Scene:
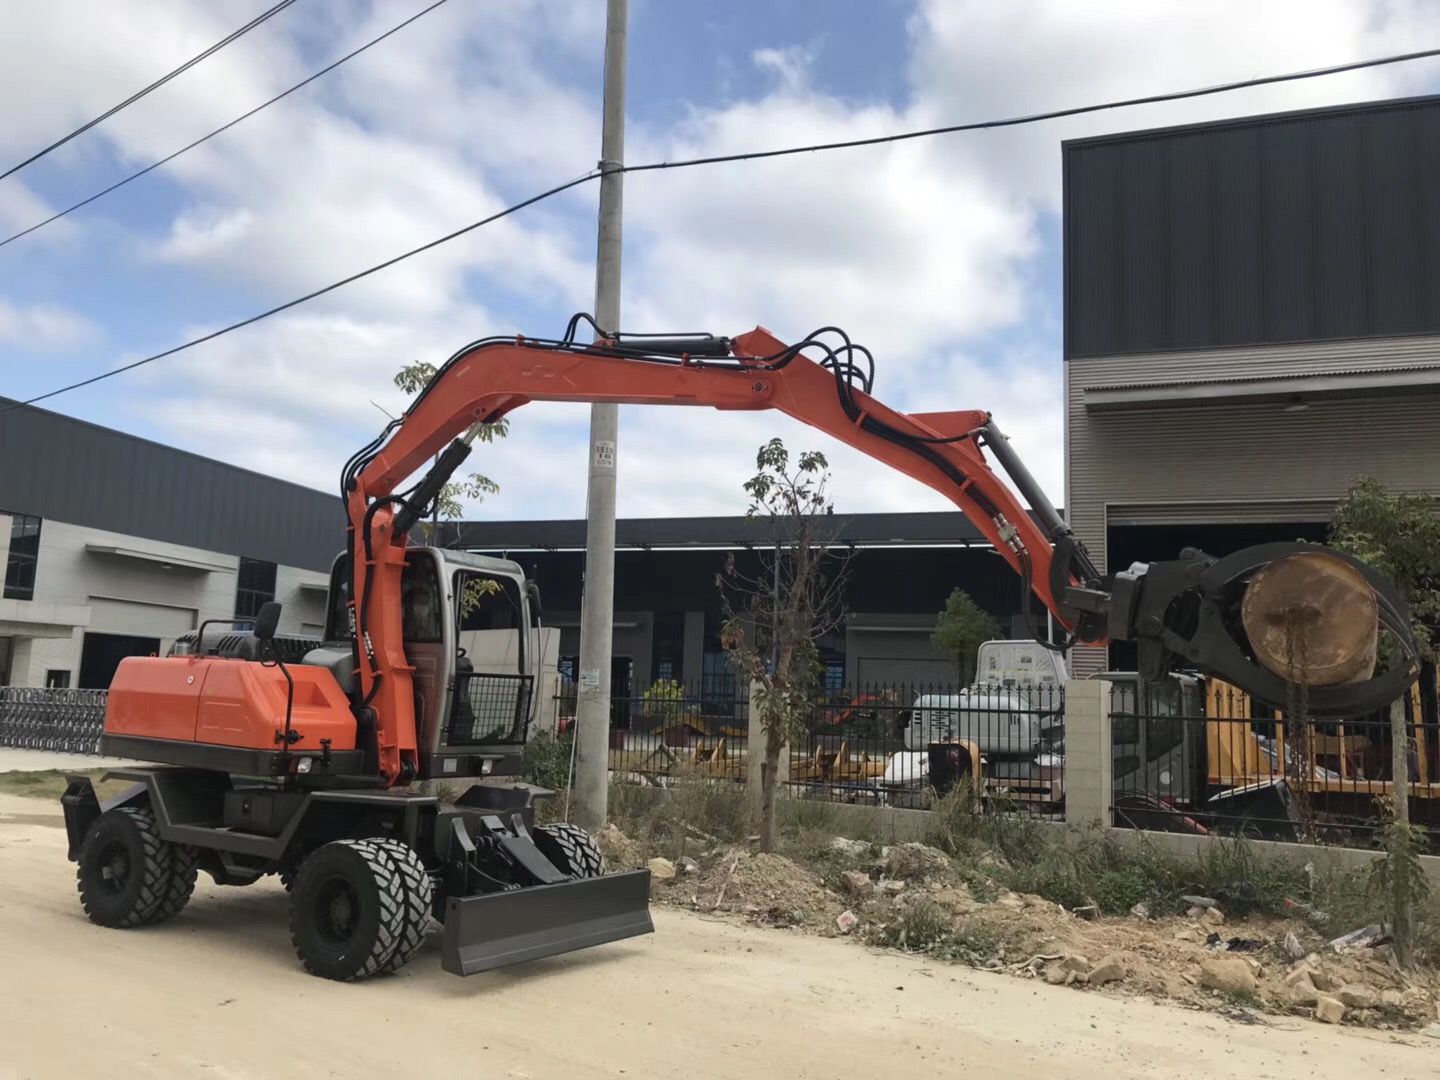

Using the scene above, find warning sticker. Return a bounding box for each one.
[593,440,616,470]
[580,668,601,691]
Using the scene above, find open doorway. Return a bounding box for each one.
[79,632,161,690]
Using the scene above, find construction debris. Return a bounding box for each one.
[1315,996,1347,1024]
[838,870,873,897]
[1199,957,1259,995]
[627,830,1439,1032]
[1337,985,1380,1010]
[648,857,677,881]
[1181,895,1219,909]
[1328,923,1384,952]
[879,842,950,881]
[829,837,871,859]
[1088,955,1128,987]
[1129,902,1151,920]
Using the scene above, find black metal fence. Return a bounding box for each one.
[0,687,108,755]
[572,679,1066,813]
[1109,674,1440,848]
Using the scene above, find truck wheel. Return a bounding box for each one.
[76,806,172,928]
[288,839,407,981]
[154,844,200,922]
[370,839,434,974]
[534,823,605,879]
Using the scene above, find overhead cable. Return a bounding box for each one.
[0,0,301,182]
[11,42,1440,411]
[0,0,452,250]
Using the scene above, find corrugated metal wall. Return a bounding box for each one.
[0,400,343,571]
[1065,94,1440,359]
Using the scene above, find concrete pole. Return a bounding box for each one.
[573,0,627,831]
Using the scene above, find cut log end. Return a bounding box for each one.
[1240,551,1378,686]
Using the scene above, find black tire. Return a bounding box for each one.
[76,806,172,928]
[288,839,407,981]
[534,823,605,879]
[370,839,434,974]
[154,844,199,922]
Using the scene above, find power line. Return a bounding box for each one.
[0,0,300,182]
[11,171,599,410]
[10,42,1440,412]
[621,45,1440,176]
[0,0,452,251]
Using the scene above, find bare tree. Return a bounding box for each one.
[719,439,849,852]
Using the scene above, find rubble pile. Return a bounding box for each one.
[617,823,1440,1031]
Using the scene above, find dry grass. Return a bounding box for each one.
[0,768,128,801]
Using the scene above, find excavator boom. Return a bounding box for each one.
[346,316,1420,785]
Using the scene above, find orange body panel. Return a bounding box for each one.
[106,656,356,752]
[106,657,205,741]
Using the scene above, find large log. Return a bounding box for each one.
[1240,551,1378,686]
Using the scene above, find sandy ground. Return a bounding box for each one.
[0,750,138,772]
[0,794,1435,1080]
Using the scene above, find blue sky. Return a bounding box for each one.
[1,0,1436,520]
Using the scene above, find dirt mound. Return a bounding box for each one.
[676,849,844,928]
[593,824,646,871]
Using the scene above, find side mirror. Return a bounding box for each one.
[253,601,283,642]
[526,580,543,621]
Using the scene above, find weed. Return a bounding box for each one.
[521,729,575,791]
[0,768,124,801]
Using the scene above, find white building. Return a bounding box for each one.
[0,399,341,689]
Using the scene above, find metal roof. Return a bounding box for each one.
[438,509,1061,551]
[0,399,344,571]
[0,399,1061,567]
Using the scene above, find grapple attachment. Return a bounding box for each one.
[1067,541,1421,716]
[441,869,653,975]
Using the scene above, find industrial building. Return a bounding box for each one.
[1064,93,1440,674]
[0,400,1034,693]
[443,514,1051,701]
[0,399,338,689]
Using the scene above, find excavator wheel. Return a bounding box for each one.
[75,806,174,929]
[534,823,605,879]
[288,839,408,981]
[153,843,200,922]
[369,838,435,974]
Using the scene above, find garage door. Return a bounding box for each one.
[856,656,955,688]
[87,597,196,638]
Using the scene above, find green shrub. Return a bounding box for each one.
[522,729,575,791]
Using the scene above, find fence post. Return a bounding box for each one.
[1064,678,1112,833]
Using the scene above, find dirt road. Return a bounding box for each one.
[1,794,1432,1080]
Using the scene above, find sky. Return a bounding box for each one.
[1,0,1437,523]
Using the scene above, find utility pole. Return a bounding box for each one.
[573,0,627,831]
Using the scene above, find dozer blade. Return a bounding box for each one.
[440,869,653,976]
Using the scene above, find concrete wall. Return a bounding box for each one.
[0,517,327,687]
[1065,339,1440,675]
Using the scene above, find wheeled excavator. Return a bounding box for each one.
[60,313,1419,981]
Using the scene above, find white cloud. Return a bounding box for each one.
[0,299,98,349]
[4,0,1436,529]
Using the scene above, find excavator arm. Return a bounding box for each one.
[346,315,1419,784]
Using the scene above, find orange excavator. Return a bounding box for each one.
[60,313,1418,981]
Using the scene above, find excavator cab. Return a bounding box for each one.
[315,546,545,782]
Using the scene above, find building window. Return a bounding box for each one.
[701,651,736,703]
[235,557,278,622]
[3,513,42,601]
[45,669,70,689]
